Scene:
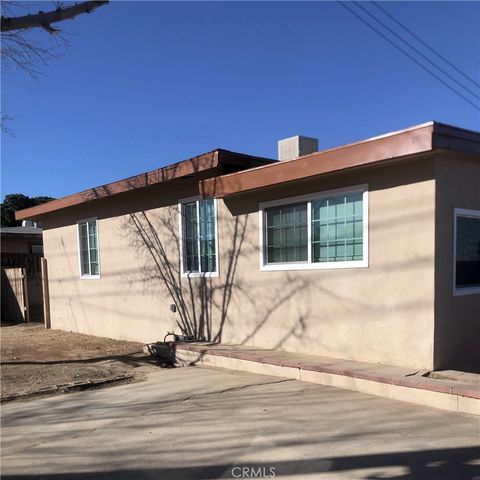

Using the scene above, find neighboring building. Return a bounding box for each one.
[1,225,44,323]
[16,122,480,372]
[1,225,43,255]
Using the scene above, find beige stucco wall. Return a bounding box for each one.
[42,158,437,370]
[434,155,480,372]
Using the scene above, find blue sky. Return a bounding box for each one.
[2,1,479,199]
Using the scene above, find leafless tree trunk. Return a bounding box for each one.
[1,1,108,33]
[1,1,109,134]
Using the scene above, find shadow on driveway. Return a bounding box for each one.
[2,446,479,479]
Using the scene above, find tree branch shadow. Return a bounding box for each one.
[121,205,309,352]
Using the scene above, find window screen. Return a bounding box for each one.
[199,199,217,273]
[265,203,308,264]
[183,202,199,272]
[312,192,363,262]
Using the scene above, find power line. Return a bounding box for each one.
[337,1,480,111]
[372,1,480,90]
[354,1,480,101]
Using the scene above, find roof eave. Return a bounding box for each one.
[200,123,437,199]
[15,149,275,221]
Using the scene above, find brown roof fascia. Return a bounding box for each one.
[432,122,480,156]
[16,149,275,220]
[199,123,434,198]
[200,122,480,199]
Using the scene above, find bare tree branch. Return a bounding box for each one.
[1,1,108,33]
[1,114,15,137]
[1,2,32,17]
[1,1,108,135]
[1,28,62,77]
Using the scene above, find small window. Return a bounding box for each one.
[179,198,218,276]
[454,209,480,295]
[260,185,368,271]
[77,218,100,278]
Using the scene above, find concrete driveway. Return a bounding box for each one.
[1,366,479,480]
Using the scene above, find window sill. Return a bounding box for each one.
[181,272,219,278]
[260,260,368,272]
[453,286,480,296]
[80,275,101,280]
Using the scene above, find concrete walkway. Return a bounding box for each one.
[171,343,480,415]
[2,366,479,480]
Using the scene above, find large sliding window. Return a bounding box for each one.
[454,208,480,296]
[260,185,368,271]
[179,198,218,276]
[77,218,100,278]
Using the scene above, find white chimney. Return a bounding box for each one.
[278,135,318,161]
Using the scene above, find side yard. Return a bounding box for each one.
[1,323,159,402]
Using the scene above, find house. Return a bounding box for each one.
[1,224,43,255]
[16,121,480,372]
[1,225,44,323]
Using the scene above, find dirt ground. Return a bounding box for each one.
[1,322,160,402]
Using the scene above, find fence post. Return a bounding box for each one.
[41,257,51,329]
[22,267,31,323]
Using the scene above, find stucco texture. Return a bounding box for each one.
[434,155,480,372]
[41,158,439,371]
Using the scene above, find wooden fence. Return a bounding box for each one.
[1,253,49,325]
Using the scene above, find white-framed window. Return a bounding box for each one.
[259,185,369,271]
[77,217,100,278]
[178,197,219,277]
[453,208,480,296]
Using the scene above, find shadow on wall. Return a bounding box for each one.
[122,207,309,346]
